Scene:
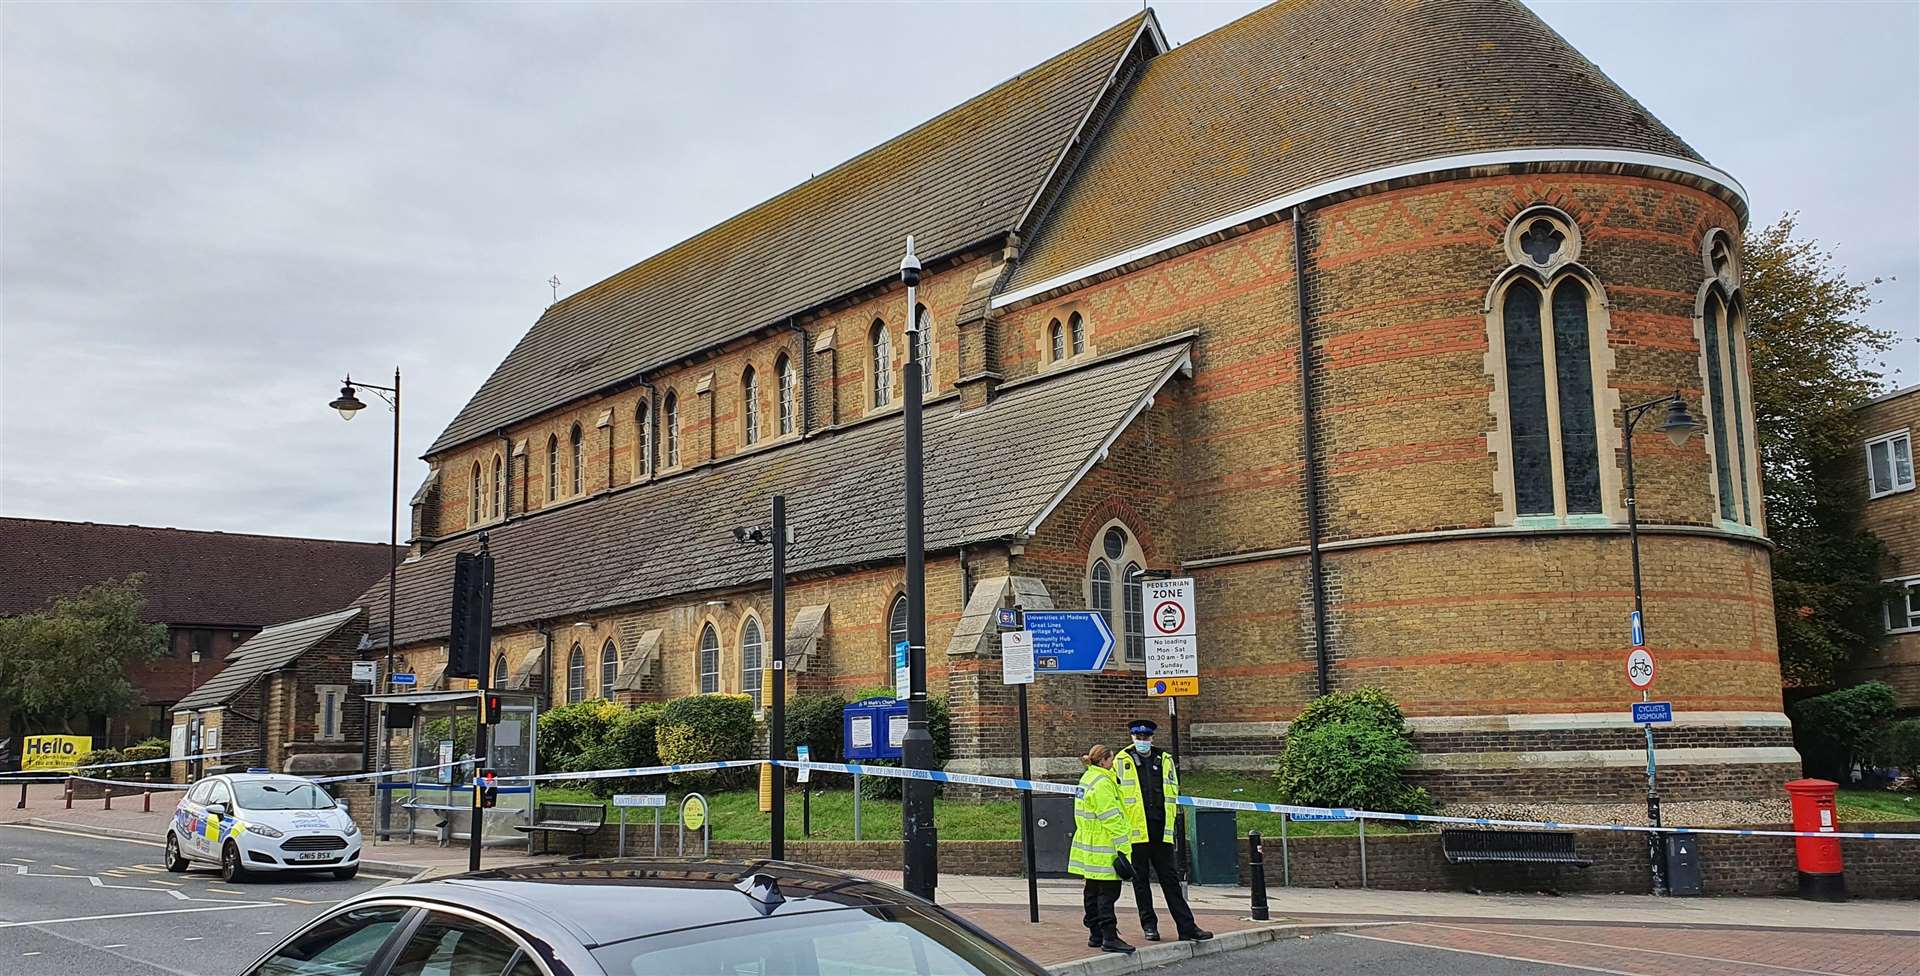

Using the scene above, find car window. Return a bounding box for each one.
[385,911,526,976]
[250,905,409,976]
[593,905,1039,976]
[235,781,336,810]
[208,781,233,807]
[502,954,544,976]
[186,782,212,804]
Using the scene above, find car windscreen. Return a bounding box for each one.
[233,781,335,811]
[591,903,1042,976]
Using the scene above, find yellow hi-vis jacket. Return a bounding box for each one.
[1113,747,1179,844]
[1068,765,1128,880]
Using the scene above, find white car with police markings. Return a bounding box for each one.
[164,769,362,883]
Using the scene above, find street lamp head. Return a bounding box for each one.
[1660,394,1703,448]
[898,235,921,287]
[330,384,368,421]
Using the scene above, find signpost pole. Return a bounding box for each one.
[467,537,495,874]
[1018,680,1038,923]
[771,494,787,862]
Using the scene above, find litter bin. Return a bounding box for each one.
[1030,794,1074,877]
[1662,834,1702,896]
[1185,808,1240,885]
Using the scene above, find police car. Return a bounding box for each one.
[164,769,362,883]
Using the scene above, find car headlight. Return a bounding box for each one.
[247,823,285,838]
[342,820,359,837]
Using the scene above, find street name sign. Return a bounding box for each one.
[1632,701,1673,725]
[1289,811,1354,822]
[1001,630,1035,685]
[1024,611,1114,673]
[1625,648,1655,691]
[613,793,668,808]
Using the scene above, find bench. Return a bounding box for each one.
[513,802,606,857]
[1441,829,1593,887]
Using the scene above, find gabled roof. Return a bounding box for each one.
[174,607,364,711]
[0,519,397,626]
[363,340,1193,646]
[427,12,1159,456]
[1008,0,1709,293]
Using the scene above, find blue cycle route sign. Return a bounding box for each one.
[1630,610,1645,648]
[1023,611,1114,673]
[1632,701,1673,725]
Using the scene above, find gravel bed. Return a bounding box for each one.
[1441,797,1792,828]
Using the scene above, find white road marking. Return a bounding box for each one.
[0,902,279,928]
[22,951,42,956]
[147,878,182,887]
[271,896,319,905]
[182,936,203,941]
[1407,922,1860,976]
[102,944,129,949]
[10,857,34,863]
[2,823,163,848]
[50,863,76,871]
[1338,931,1641,976]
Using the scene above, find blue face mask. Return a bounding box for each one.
[1133,740,1152,754]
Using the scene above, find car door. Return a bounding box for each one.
[176,780,209,854]
[199,778,235,859]
[246,904,414,976]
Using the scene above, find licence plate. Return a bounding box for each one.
[292,851,336,862]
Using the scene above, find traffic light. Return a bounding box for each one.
[478,769,499,809]
[447,552,490,679]
[478,693,502,726]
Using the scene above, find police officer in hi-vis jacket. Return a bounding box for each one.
[1112,719,1213,943]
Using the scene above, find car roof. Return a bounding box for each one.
[357,859,921,947]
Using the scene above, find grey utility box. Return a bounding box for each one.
[1030,794,1075,877]
[1663,833,1703,896]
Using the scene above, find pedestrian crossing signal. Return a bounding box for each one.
[478,769,499,809]
[478,693,502,725]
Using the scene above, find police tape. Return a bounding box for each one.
[770,759,1084,797]
[0,748,259,778]
[495,759,760,784]
[64,759,479,792]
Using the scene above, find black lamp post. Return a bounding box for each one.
[899,237,937,901]
[330,369,401,822]
[1620,390,1701,897]
[733,497,789,861]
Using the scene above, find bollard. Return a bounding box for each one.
[143,790,152,813]
[65,781,73,809]
[104,785,113,810]
[1247,830,1270,921]
[16,781,25,810]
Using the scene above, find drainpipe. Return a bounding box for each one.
[1293,205,1331,697]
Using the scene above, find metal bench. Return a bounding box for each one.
[1441,829,1593,867]
[513,801,606,857]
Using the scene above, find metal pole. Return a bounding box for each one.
[1169,696,1189,885]
[467,538,493,874]
[1247,830,1270,920]
[1358,816,1367,888]
[1624,401,1666,897]
[385,369,399,789]
[1281,814,1290,886]
[854,771,862,841]
[899,238,936,901]
[1018,681,1038,923]
[771,495,787,860]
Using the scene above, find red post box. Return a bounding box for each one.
[1784,778,1846,902]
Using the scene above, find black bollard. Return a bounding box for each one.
[1248,830,1270,920]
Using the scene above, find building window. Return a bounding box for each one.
[569,424,584,495]
[1049,320,1065,361]
[1090,561,1112,622]
[742,366,760,446]
[1886,577,1920,634]
[1497,277,1604,517]
[547,435,559,502]
[635,401,651,480]
[777,354,796,436]
[888,594,908,658]
[1867,429,1914,499]
[1087,523,1147,667]
[566,643,586,703]
[494,653,508,687]
[318,687,342,741]
[1122,561,1145,664]
[491,455,504,520]
[871,320,892,408]
[914,303,932,396]
[600,639,618,699]
[469,463,482,524]
[1069,311,1086,356]
[665,393,680,468]
[698,624,720,694]
[740,617,764,710]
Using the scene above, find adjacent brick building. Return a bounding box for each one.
[0,518,397,751]
[361,1,1791,802]
[1845,384,1919,710]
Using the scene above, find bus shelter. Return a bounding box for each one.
[365,690,538,849]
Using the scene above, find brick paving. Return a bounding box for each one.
[1347,921,1920,976]
[944,903,1270,968]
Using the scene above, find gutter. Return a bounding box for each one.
[1294,205,1330,698]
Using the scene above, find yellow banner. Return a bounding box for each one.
[23,735,93,772]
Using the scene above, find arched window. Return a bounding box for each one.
[1069,311,1086,356]
[491,454,504,520]
[665,392,680,468]
[776,353,796,436]
[1049,319,1065,361]
[566,643,586,703]
[740,617,764,710]
[494,653,508,687]
[1703,291,1752,523]
[1122,561,1145,665]
[635,401,651,480]
[1090,560,1112,622]
[469,462,482,524]
[1551,279,1601,514]
[698,624,719,694]
[914,303,932,396]
[870,320,892,408]
[1087,523,1147,665]
[547,435,559,502]
[569,424,584,495]
[888,594,909,660]
[742,366,760,446]
[600,639,618,699]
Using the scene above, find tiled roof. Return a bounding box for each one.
[426,12,1155,456]
[174,608,364,711]
[1008,0,1705,291]
[362,341,1192,647]
[0,519,397,626]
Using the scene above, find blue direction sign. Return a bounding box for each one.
[1024,611,1114,673]
[1630,610,1645,648]
[995,607,1024,630]
[391,673,418,687]
[1632,701,1673,725]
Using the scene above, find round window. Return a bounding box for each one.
[1102,527,1127,560]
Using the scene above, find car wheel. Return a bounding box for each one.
[332,865,359,881]
[163,834,188,873]
[221,841,249,884]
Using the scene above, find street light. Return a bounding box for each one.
[1620,390,1700,897]
[898,236,937,901]
[734,497,789,862]
[329,368,401,833]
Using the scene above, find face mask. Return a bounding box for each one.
[1133,740,1152,754]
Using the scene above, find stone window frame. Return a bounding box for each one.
[546,434,560,502]
[1049,319,1066,362]
[1483,206,1623,528]
[1069,311,1087,356]
[1866,427,1915,499]
[664,390,682,470]
[914,303,933,397]
[634,400,652,482]
[1083,520,1149,668]
[569,423,585,495]
[776,353,796,437]
[887,593,908,664]
[738,613,765,713]
[697,622,721,695]
[1694,228,1763,530]
[566,642,586,703]
[493,653,508,687]
[1042,304,1094,370]
[870,318,894,409]
[315,684,346,742]
[742,365,761,447]
[598,639,618,700]
[469,461,483,526]
[490,453,504,521]
[1885,574,1920,634]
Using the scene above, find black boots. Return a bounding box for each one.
[1086,933,1101,948]
[1099,928,1136,954]
[1179,928,1215,942]
[1142,924,1161,942]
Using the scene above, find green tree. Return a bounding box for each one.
[0,576,166,731]
[1745,213,1898,687]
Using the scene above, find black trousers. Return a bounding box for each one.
[1081,879,1122,936]
[1130,839,1199,935]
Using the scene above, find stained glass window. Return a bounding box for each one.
[1503,281,1553,516]
[699,625,719,694]
[1552,281,1601,514]
[1703,300,1736,521]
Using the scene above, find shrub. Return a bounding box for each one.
[75,748,127,776]
[1792,681,1897,780]
[131,736,169,752]
[847,686,952,800]
[1873,718,1920,781]
[657,694,756,787]
[578,702,666,798]
[786,693,847,761]
[121,744,167,782]
[1274,687,1432,814]
[535,699,624,775]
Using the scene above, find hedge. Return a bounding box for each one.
[535,699,625,775]
[576,702,666,798]
[1875,717,1920,779]
[1792,681,1897,781]
[658,694,756,787]
[1274,687,1432,814]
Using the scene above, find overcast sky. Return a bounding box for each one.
[3,1,1915,544]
